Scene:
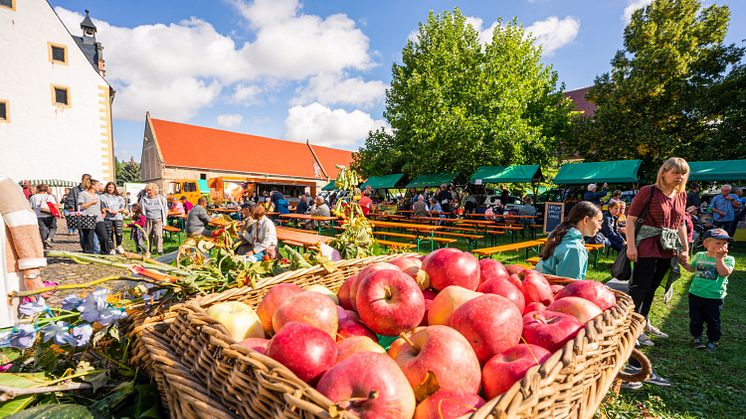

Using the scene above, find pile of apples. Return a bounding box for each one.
[206,248,617,419]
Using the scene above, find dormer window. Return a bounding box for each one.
[0,0,15,11]
[0,100,9,122]
[48,43,68,65]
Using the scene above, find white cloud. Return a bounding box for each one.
[55,2,381,122]
[217,114,243,128]
[525,16,580,55]
[232,84,262,104]
[291,73,387,108]
[283,103,388,148]
[623,0,653,22]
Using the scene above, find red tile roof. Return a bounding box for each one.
[565,87,597,117]
[150,118,354,180]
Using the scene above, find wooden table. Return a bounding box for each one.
[210,208,239,214]
[472,240,544,259]
[279,213,338,235]
[535,238,604,267]
[167,212,186,229]
[370,220,441,251]
[276,227,332,248]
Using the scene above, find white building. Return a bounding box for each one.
[0,0,115,184]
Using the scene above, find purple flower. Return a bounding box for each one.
[95,308,127,326]
[61,294,84,311]
[9,325,37,350]
[41,321,71,345]
[0,330,12,347]
[77,288,109,323]
[18,297,48,316]
[63,324,93,347]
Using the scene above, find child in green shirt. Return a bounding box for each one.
[679,228,736,352]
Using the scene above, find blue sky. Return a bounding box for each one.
[50,0,746,162]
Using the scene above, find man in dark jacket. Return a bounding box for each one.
[686,183,701,211]
[583,183,609,205]
[296,194,309,214]
[64,174,91,249]
[601,201,626,251]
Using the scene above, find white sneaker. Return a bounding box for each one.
[116,246,125,254]
[644,323,669,339]
[637,333,655,347]
[109,250,117,255]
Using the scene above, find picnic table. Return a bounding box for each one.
[279,213,338,235]
[210,208,239,214]
[369,220,441,252]
[276,226,331,248]
[167,211,186,230]
[472,240,544,259]
[455,219,524,242]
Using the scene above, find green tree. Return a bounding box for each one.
[570,0,743,174]
[116,157,141,185]
[353,9,573,179]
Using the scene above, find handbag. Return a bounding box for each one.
[611,187,654,281]
[71,214,98,230]
[47,202,62,218]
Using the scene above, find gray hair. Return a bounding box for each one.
[723,184,732,191]
[587,183,597,192]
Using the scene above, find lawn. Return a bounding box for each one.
[117,221,746,417]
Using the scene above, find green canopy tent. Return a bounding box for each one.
[553,160,642,185]
[25,179,78,187]
[321,180,338,191]
[405,173,460,189]
[469,165,544,197]
[688,160,746,182]
[360,173,406,190]
[469,166,505,184]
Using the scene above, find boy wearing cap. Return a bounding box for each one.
[679,228,736,352]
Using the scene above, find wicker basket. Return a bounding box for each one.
[143,256,646,418]
[119,302,181,374]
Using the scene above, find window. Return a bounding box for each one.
[51,85,70,107]
[0,100,8,122]
[200,173,207,180]
[0,0,15,11]
[184,182,197,193]
[48,43,67,64]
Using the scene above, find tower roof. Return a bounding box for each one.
[80,9,97,32]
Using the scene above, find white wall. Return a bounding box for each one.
[0,0,114,183]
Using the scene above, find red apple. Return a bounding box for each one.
[355,269,425,336]
[389,326,481,399]
[392,255,431,290]
[507,274,523,291]
[422,248,480,291]
[550,284,564,295]
[506,264,527,275]
[479,258,509,285]
[427,286,482,326]
[520,270,554,306]
[337,276,355,310]
[482,344,551,399]
[554,280,617,311]
[336,336,386,363]
[547,296,603,324]
[523,302,546,315]
[419,289,439,326]
[257,283,303,335]
[273,291,338,338]
[477,276,525,313]
[414,390,485,419]
[265,322,336,385]
[522,310,583,353]
[351,263,401,310]
[449,294,523,364]
[338,317,378,341]
[336,306,359,323]
[316,352,416,419]
[238,337,270,354]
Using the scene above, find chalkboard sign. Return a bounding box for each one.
[544,202,565,234]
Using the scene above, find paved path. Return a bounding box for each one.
[40,220,130,304]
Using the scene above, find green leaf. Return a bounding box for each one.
[0,396,35,417]
[81,370,108,393]
[0,372,47,418]
[107,326,120,343]
[6,403,94,419]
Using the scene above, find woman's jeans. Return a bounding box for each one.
[105,219,124,247]
[630,257,671,318]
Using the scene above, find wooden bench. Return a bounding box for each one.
[472,240,543,259]
[409,230,483,250]
[376,239,417,250]
[374,231,418,240]
[163,225,183,245]
[526,256,540,266]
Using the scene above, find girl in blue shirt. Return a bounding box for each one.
[537,201,603,279]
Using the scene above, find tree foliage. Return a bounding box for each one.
[353,9,573,179]
[116,158,141,185]
[570,0,744,175]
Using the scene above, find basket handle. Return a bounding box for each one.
[616,348,651,382]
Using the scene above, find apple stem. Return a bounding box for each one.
[343,390,379,407]
[520,336,541,365]
[533,313,548,325]
[399,332,416,348]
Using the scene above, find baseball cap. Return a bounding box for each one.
[702,228,733,242]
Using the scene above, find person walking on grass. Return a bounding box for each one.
[536,201,602,280]
[622,157,690,390]
[679,228,735,352]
